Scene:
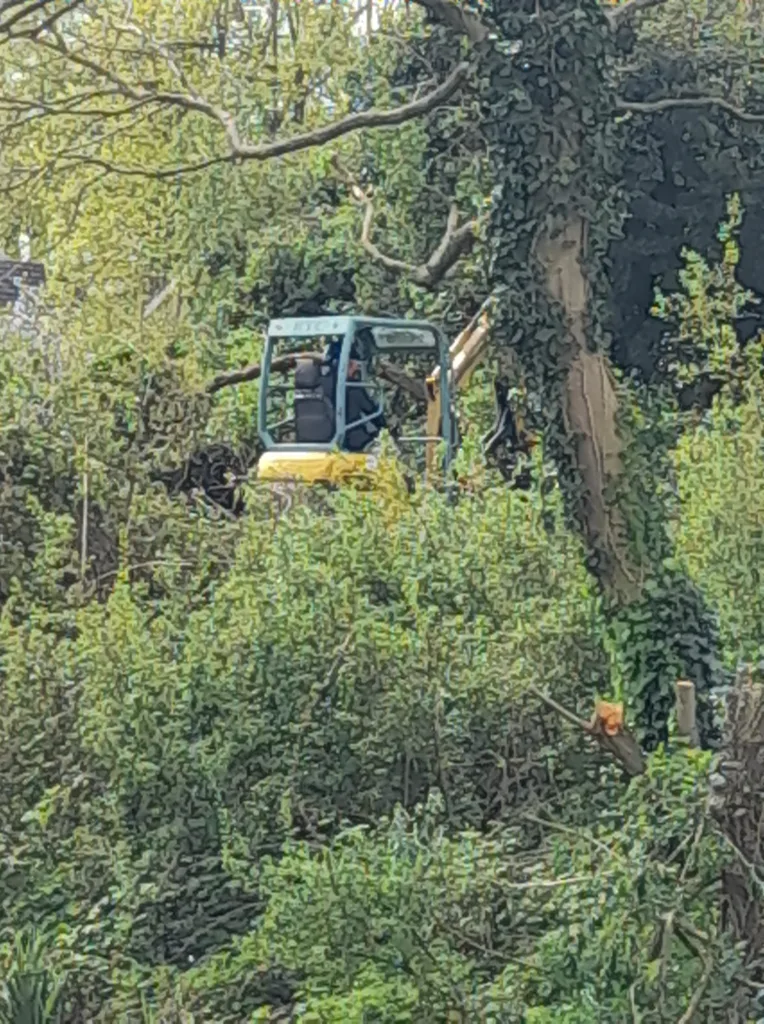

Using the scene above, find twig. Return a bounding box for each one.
[675,917,709,950]
[521,810,615,859]
[629,980,641,1023]
[678,819,705,885]
[93,559,199,585]
[318,631,353,698]
[504,873,603,889]
[143,278,178,320]
[0,0,83,36]
[658,909,676,1015]
[527,684,591,730]
[676,950,713,1024]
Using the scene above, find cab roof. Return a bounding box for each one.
[266,315,443,351]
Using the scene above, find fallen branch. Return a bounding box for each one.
[206,350,428,403]
[206,352,324,394]
[528,685,646,776]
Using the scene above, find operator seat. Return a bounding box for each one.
[294,358,336,443]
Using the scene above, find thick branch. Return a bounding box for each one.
[206,352,324,394]
[206,352,428,404]
[359,201,416,277]
[529,685,646,776]
[333,155,478,290]
[615,95,764,123]
[216,60,470,161]
[420,204,478,285]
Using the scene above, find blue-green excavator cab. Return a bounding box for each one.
[256,316,455,485]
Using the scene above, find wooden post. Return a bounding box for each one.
[80,438,89,581]
[675,679,700,747]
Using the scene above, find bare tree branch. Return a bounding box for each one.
[3,23,471,178]
[615,94,764,123]
[332,154,479,290]
[0,0,65,36]
[48,153,233,180]
[359,200,418,277]
[420,202,478,284]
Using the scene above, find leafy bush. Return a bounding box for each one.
[103,751,741,1023]
[672,355,764,666]
[653,196,764,667]
[1,471,611,1018]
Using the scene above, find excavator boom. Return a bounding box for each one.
[425,306,492,474]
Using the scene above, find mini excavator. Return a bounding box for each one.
[205,310,642,771]
[248,306,534,487]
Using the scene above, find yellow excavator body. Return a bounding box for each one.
[256,449,380,485]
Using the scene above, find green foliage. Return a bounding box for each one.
[104,751,739,1023]
[2,4,764,1021]
[654,198,764,667]
[652,194,754,389]
[2,451,754,1019]
[1,473,613,1019]
[0,929,64,1024]
[606,565,724,748]
[602,197,764,746]
[672,386,764,667]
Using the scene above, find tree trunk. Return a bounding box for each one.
[710,668,764,980]
[535,215,642,604]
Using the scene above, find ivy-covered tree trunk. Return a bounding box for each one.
[413,0,724,746]
[534,213,640,603]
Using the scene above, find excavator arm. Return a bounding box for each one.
[425,309,492,474]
